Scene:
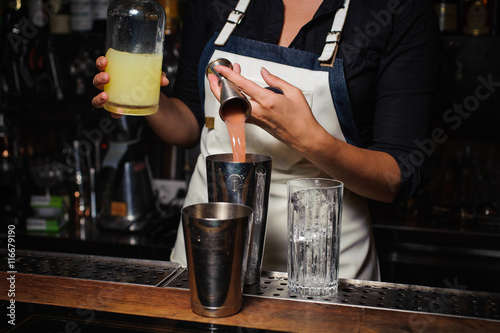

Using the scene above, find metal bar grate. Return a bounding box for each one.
[0,249,181,286]
[165,270,500,322]
[2,249,499,321]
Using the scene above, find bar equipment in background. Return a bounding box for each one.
[182,202,253,317]
[390,139,500,227]
[206,153,272,285]
[71,139,91,235]
[287,178,343,297]
[27,156,68,233]
[158,0,179,36]
[434,0,459,33]
[461,0,496,36]
[27,194,68,232]
[49,0,71,34]
[0,113,28,226]
[29,157,65,198]
[69,47,96,96]
[98,116,160,231]
[70,0,93,33]
[92,0,110,33]
[26,140,91,234]
[103,0,166,115]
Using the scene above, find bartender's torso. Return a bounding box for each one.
[169,0,441,279]
[172,0,441,203]
[170,0,384,280]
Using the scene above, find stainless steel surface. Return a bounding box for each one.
[166,270,500,322]
[181,202,253,317]
[206,153,272,285]
[3,249,499,322]
[0,249,180,285]
[205,58,251,121]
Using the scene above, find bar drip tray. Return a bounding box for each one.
[2,249,499,322]
[166,269,500,322]
[0,249,181,286]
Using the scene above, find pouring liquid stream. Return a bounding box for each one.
[223,107,247,163]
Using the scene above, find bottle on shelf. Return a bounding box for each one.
[161,0,179,36]
[26,0,45,28]
[461,0,495,36]
[70,0,93,33]
[434,0,459,34]
[92,0,109,33]
[49,0,71,34]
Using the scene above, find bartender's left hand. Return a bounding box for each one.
[208,65,323,151]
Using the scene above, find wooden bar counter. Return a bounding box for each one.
[2,249,500,332]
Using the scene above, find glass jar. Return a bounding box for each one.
[104,0,166,116]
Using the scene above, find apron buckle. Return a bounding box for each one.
[228,9,245,25]
[205,117,215,129]
[319,31,341,66]
[215,9,247,46]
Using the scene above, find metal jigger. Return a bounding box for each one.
[205,58,251,121]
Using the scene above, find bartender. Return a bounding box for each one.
[92,0,441,280]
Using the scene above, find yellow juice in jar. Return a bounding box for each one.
[104,48,163,116]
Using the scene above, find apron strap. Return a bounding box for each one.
[214,0,350,64]
[214,0,252,46]
[319,0,351,66]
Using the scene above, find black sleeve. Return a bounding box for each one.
[341,0,443,203]
[373,0,442,203]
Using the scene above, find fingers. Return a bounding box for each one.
[92,56,109,109]
[207,73,221,101]
[93,71,109,91]
[91,91,108,109]
[215,65,293,100]
[215,65,264,98]
[92,90,122,119]
[233,63,241,74]
[93,56,110,90]
[260,67,291,95]
[161,72,169,87]
[96,56,107,71]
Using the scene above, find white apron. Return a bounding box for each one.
[171,0,380,280]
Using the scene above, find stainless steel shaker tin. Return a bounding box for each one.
[206,153,272,285]
[182,202,253,317]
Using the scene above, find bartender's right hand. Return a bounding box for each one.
[91,56,169,110]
